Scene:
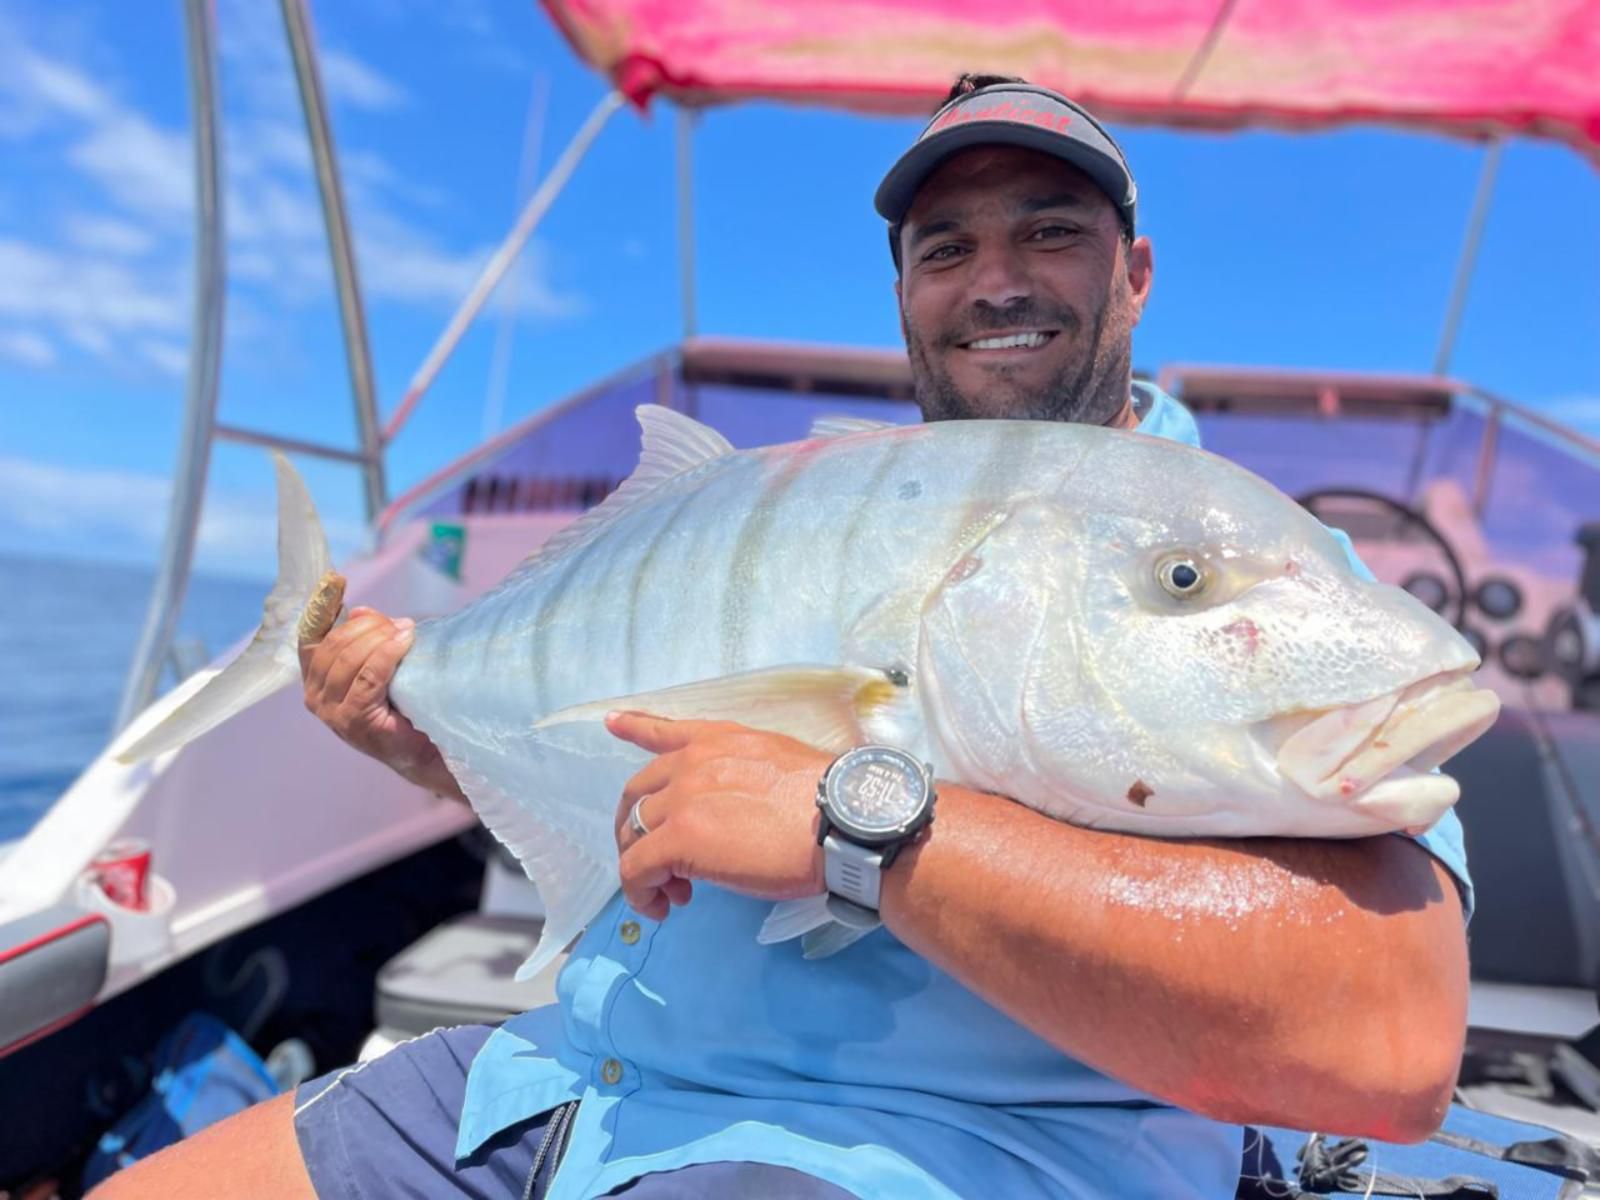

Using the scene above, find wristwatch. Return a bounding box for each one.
[815,746,937,928]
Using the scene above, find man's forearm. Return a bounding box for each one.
[878,783,1468,1140]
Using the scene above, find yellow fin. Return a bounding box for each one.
[534,665,906,755]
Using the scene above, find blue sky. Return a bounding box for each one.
[1,0,1597,579]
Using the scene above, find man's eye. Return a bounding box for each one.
[922,244,965,263]
[1028,225,1077,241]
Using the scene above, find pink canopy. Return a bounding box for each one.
[542,0,1600,161]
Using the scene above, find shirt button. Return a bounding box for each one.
[619,920,641,945]
[600,1057,623,1085]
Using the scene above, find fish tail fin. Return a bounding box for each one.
[117,453,340,764]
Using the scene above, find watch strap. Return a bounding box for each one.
[822,833,884,912]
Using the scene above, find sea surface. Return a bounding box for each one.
[0,552,269,842]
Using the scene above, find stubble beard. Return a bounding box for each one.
[906,282,1134,427]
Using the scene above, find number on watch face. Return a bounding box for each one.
[834,750,926,835]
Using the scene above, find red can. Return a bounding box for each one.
[93,838,152,910]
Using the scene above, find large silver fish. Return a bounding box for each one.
[122,406,1500,975]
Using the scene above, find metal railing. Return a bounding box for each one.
[279,0,387,521]
[380,89,624,445]
[114,3,625,733]
[114,0,227,734]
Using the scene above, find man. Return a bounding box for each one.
[96,75,1471,1199]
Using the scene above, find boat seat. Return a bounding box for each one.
[373,913,565,1038]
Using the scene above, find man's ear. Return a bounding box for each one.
[1126,236,1154,324]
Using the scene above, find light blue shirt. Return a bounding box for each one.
[457,383,1474,1199]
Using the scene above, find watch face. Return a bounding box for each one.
[828,748,930,840]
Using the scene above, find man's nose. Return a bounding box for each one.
[965,242,1032,310]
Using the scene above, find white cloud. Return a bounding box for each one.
[64,213,156,256]
[320,49,408,111]
[138,339,188,377]
[0,455,365,574]
[68,112,192,221]
[0,7,581,381]
[368,230,588,320]
[343,146,445,209]
[0,328,56,368]
[0,238,186,335]
[0,39,114,135]
[0,31,191,244]
[63,320,113,356]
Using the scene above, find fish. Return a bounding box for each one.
[119,406,1500,976]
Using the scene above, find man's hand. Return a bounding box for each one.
[298,605,465,801]
[605,713,830,920]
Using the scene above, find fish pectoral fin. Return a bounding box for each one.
[760,898,876,958]
[533,664,909,755]
[758,895,834,944]
[802,921,877,959]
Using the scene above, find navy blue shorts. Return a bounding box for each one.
[292,1024,856,1199]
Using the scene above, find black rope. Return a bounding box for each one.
[1290,1132,1501,1198]
[1297,1134,1369,1192]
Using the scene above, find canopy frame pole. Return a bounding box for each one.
[279,0,387,521]
[1472,404,1503,519]
[482,73,552,441]
[115,0,227,733]
[677,105,699,342]
[1170,0,1240,99]
[1433,138,1504,377]
[383,89,626,444]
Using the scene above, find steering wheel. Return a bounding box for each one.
[1294,489,1471,631]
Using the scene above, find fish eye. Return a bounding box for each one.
[1156,554,1207,599]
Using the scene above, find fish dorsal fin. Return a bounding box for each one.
[808,415,900,439]
[526,405,733,565]
[636,403,736,476]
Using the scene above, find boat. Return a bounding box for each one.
[3,0,1599,1193]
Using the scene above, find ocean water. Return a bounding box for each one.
[0,553,269,842]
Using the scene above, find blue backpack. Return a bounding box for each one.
[81,1012,281,1189]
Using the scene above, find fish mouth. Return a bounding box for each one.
[1271,671,1501,832]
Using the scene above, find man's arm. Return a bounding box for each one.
[604,715,1467,1144]
[880,783,1467,1141]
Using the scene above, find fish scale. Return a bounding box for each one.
[398,430,987,729]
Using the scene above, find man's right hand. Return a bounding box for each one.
[298,606,466,802]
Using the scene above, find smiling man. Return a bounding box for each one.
[95,75,1473,1200]
[888,118,1145,429]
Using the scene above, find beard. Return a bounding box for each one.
[905,285,1134,427]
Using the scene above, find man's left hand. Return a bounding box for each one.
[604,712,832,920]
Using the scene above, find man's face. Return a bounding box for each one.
[895,146,1153,426]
